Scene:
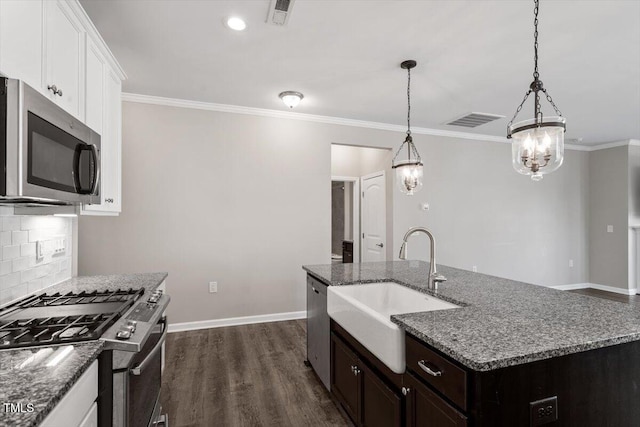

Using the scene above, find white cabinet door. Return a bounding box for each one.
[44,0,84,118]
[84,38,105,134]
[83,68,121,215]
[41,360,98,427]
[0,0,44,90]
[78,402,98,427]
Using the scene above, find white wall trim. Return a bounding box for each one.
[122,92,603,151]
[122,93,640,152]
[548,282,638,295]
[167,310,306,333]
[547,283,591,291]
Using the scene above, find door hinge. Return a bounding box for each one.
[362,233,365,239]
[362,191,364,198]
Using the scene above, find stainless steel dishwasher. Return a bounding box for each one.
[306,274,331,390]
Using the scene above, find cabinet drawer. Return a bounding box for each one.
[406,334,467,410]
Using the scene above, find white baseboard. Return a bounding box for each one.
[548,283,637,295]
[548,283,591,291]
[168,310,306,333]
[588,283,637,296]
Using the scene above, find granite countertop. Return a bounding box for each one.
[46,272,168,295]
[303,261,640,371]
[0,272,168,426]
[0,341,104,427]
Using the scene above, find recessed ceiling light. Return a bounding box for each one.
[226,16,247,31]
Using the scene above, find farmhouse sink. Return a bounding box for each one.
[327,282,459,373]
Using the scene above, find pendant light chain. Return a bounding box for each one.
[507,0,563,132]
[406,66,412,136]
[533,0,539,80]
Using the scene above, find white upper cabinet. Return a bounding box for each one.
[44,0,84,118]
[83,68,121,214]
[0,0,125,216]
[0,0,44,89]
[85,38,105,134]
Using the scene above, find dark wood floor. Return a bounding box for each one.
[161,319,349,427]
[569,287,638,304]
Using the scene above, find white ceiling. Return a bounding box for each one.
[80,0,640,146]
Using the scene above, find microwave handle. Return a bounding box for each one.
[72,144,100,194]
[89,144,100,195]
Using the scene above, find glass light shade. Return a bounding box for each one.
[279,91,303,109]
[510,116,565,181]
[394,160,423,195]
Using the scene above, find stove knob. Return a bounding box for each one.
[127,320,137,332]
[116,329,131,340]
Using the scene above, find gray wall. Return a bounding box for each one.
[588,145,629,289]
[79,102,591,324]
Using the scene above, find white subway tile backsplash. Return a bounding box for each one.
[3,245,20,260]
[0,215,73,306]
[12,230,28,245]
[0,231,11,246]
[2,217,21,231]
[21,243,36,257]
[12,257,28,273]
[0,260,11,276]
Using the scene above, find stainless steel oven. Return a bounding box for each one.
[103,288,170,427]
[0,77,100,205]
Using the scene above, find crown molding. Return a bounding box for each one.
[121,92,632,152]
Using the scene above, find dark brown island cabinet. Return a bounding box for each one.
[306,274,640,427]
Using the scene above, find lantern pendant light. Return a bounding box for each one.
[392,60,423,195]
[507,0,566,181]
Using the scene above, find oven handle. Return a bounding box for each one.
[131,317,167,376]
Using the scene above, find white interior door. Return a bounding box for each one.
[361,171,386,262]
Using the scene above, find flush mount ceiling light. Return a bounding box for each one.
[507,0,566,181]
[226,16,247,31]
[279,91,304,109]
[392,60,423,196]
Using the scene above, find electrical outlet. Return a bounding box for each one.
[607,225,614,233]
[569,259,574,268]
[209,282,218,293]
[530,396,558,426]
[472,266,477,272]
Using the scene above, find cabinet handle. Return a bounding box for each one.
[351,365,360,376]
[47,84,63,96]
[312,287,319,294]
[376,243,384,248]
[417,360,442,377]
[402,387,410,396]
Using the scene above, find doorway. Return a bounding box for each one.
[331,144,392,263]
[331,177,360,263]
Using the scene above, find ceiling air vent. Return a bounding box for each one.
[445,112,505,128]
[267,0,296,26]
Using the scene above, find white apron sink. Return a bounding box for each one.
[327,282,459,374]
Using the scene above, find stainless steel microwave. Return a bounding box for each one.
[0,77,100,205]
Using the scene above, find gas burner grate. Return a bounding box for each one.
[0,288,144,349]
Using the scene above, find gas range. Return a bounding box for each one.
[0,287,170,352]
[0,288,144,349]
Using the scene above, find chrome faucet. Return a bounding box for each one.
[399,227,447,291]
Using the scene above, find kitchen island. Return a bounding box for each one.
[303,261,640,426]
[0,272,167,427]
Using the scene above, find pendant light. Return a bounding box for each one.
[392,60,423,195]
[507,0,566,181]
